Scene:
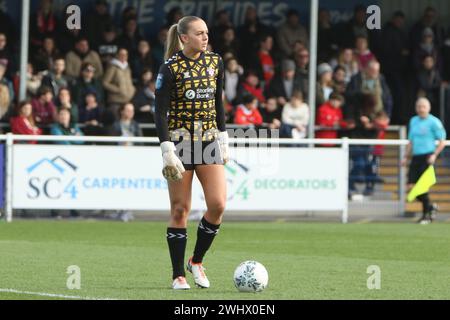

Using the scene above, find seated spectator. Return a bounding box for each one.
[224,57,243,106]
[113,103,142,146]
[412,27,442,74]
[416,55,442,114]
[56,87,79,125]
[332,65,348,95]
[276,9,309,59]
[266,59,297,107]
[135,68,153,90]
[293,48,310,99]
[79,92,104,136]
[329,48,358,84]
[71,62,105,107]
[280,90,309,138]
[50,108,83,145]
[260,96,281,130]
[31,85,57,126]
[131,40,156,81]
[234,94,263,126]
[132,76,155,123]
[25,63,43,98]
[235,70,265,106]
[316,92,347,142]
[97,24,119,68]
[354,35,376,71]
[33,36,60,72]
[41,56,71,97]
[0,59,14,121]
[0,32,16,79]
[316,63,334,108]
[103,48,136,117]
[65,37,104,79]
[10,101,42,143]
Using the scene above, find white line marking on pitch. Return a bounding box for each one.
[0,288,118,300]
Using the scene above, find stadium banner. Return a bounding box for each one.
[3,0,377,40]
[11,144,347,211]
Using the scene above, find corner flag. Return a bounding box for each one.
[407,165,437,202]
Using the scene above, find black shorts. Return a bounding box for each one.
[173,138,224,171]
[408,153,432,184]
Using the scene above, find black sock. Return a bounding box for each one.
[192,217,220,264]
[166,227,187,279]
[417,193,430,216]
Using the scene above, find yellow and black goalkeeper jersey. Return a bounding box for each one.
[154,50,226,142]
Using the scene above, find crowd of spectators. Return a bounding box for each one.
[0,0,449,148]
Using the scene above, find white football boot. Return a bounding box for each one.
[187,257,210,288]
[172,276,190,290]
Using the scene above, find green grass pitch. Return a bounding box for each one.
[0,220,449,300]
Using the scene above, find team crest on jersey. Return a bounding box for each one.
[206,67,215,78]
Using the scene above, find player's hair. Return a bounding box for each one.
[165,16,202,60]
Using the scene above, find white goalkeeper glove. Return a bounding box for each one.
[218,131,229,164]
[160,141,185,181]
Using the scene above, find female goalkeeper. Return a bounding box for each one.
[154,16,229,290]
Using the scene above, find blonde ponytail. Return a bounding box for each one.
[165,24,183,60]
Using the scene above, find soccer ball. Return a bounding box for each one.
[233,260,268,292]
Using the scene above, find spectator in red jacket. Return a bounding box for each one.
[234,94,263,126]
[10,101,43,143]
[31,85,57,126]
[316,92,348,143]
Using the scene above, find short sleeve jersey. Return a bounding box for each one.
[408,114,446,155]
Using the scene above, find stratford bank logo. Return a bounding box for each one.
[26,156,78,200]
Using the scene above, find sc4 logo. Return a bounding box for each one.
[26,156,79,200]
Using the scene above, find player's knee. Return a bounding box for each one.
[208,201,225,217]
[171,204,190,222]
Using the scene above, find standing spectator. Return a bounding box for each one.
[235,70,265,106]
[266,59,297,107]
[10,101,42,142]
[84,0,113,49]
[380,11,410,125]
[337,5,369,49]
[237,6,272,69]
[79,92,104,136]
[412,28,442,74]
[410,7,445,51]
[215,27,240,58]
[317,8,338,62]
[234,94,263,126]
[277,9,309,59]
[164,6,183,27]
[118,18,143,59]
[151,26,169,69]
[255,34,275,87]
[113,103,142,145]
[260,96,281,130]
[103,48,136,117]
[41,57,71,97]
[416,55,442,116]
[316,92,347,141]
[401,97,446,224]
[224,57,243,106]
[443,27,450,82]
[332,65,348,96]
[0,59,13,121]
[354,35,376,71]
[280,90,309,138]
[316,63,334,108]
[0,32,16,78]
[56,87,79,125]
[71,62,105,108]
[31,86,57,126]
[30,0,59,55]
[132,76,156,124]
[97,24,119,68]
[65,37,104,79]
[50,108,83,145]
[131,40,156,81]
[210,9,234,50]
[293,48,310,99]
[346,60,393,117]
[33,36,60,72]
[0,3,15,46]
[24,63,43,98]
[329,48,359,84]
